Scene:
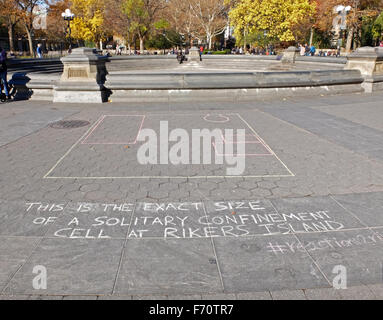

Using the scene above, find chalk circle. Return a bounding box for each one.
[203,114,230,123]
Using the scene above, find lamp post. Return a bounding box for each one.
[335,5,351,48]
[263,30,268,53]
[61,9,75,53]
[30,30,35,57]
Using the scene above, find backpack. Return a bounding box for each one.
[0,51,6,72]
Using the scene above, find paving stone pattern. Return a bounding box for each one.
[1,93,383,299]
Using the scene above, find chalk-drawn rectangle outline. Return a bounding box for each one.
[212,141,274,156]
[44,113,295,179]
[81,115,146,145]
[221,133,261,144]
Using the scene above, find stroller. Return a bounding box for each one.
[0,81,15,102]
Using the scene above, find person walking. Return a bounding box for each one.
[268,44,274,55]
[380,40,383,47]
[199,45,204,61]
[0,47,10,101]
[36,43,43,58]
[310,44,316,56]
[336,45,341,57]
[299,43,305,56]
[304,43,310,56]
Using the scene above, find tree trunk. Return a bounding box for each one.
[207,35,212,50]
[139,37,144,53]
[346,27,354,53]
[243,29,247,51]
[25,26,34,57]
[126,32,132,54]
[309,27,314,47]
[8,24,15,52]
[356,27,362,49]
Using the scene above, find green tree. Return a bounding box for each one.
[122,0,166,53]
[372,11,383,43]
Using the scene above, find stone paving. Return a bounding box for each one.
[1,92,383,299]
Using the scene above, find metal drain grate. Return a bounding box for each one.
[50,120,90,129]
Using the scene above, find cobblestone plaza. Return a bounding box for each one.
[1,92,383,299]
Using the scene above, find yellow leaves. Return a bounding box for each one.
[70,0,107,42]
[229,0,316,42]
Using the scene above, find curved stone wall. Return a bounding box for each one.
[6,54,375,103]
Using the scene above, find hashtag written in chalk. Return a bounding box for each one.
[266,242,288,255]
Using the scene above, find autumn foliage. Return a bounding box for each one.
[0,0,383,54]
